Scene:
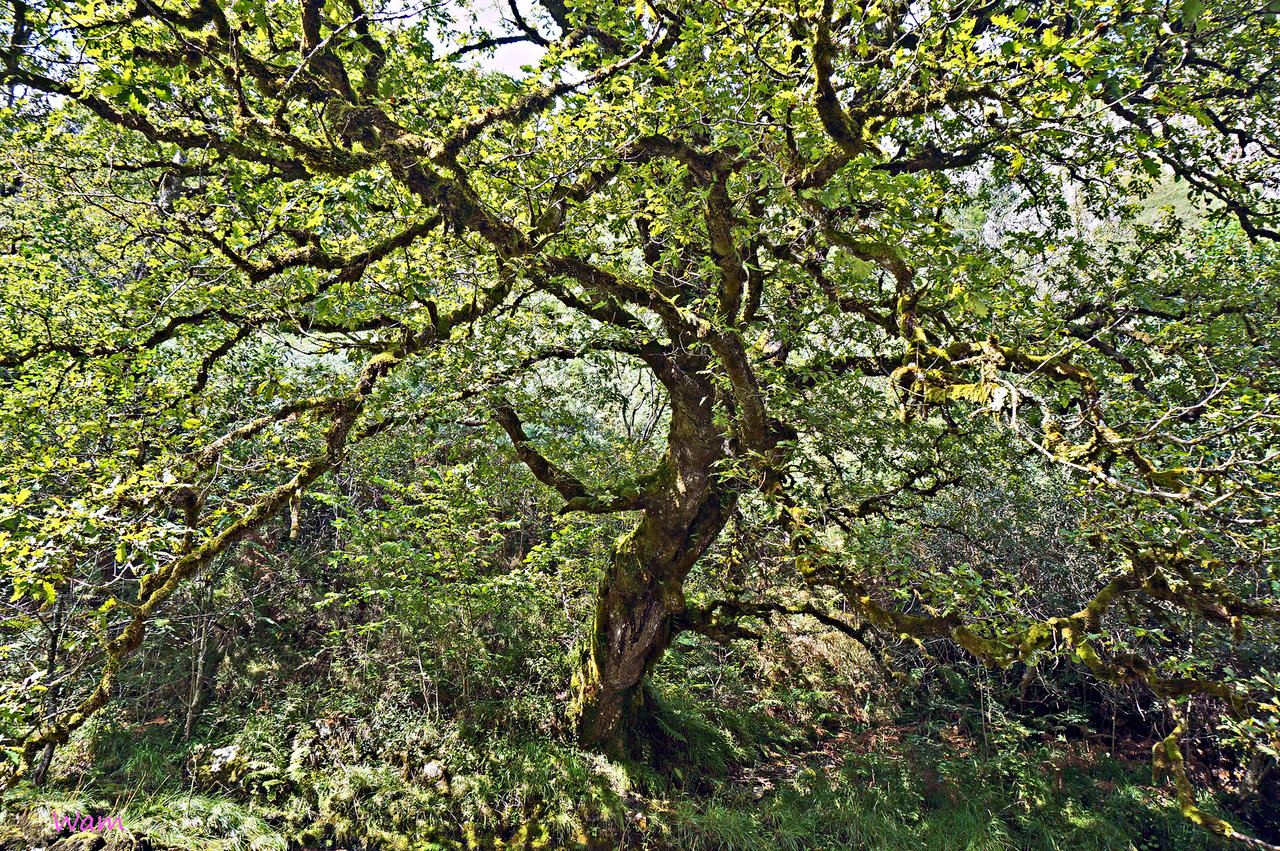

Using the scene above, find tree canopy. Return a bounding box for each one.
[2,0,1279,843]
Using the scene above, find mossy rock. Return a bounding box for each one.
[189,744,286,801]
[50,833,109,851]
[506,820,551,849]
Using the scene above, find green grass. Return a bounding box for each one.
[0,786,286,851]
[7,653,1255,851]
[652,757,1218,851]
[1,737,1235,851]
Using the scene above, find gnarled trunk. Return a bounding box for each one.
[570,525,685,752]
[571,389,734,753]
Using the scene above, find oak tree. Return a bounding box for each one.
[2,0,1279,841]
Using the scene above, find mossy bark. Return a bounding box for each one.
[570,381,734,753]
[570,525,685,755]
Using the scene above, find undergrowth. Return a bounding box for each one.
[1,685,1242,851]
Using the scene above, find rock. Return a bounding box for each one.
[191,743,245,786]
[190,742,285,800]
[209,745,241,775]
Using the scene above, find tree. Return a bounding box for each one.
[2,0,1279,841]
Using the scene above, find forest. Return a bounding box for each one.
[0,0,1278,848]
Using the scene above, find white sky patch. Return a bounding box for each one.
[452,0,549,77]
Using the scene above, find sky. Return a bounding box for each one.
[458,0,549,77]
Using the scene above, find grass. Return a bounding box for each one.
[4,644,1256,851]
[654,756,1219,851]
[0,785,285,851]
[0,743,1233,851]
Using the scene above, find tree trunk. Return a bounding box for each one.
[183,611,211,740]
[31,742,56,788]
[571,391,734,753]
[570,526,680,754]
[32,593,66,787]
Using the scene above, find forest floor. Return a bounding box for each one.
[1,707,1266,851]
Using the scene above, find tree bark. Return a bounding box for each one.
[570,382,734,753]
[183,608,211,740]
[32,593,66,787]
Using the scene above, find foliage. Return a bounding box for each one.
[0,0,1279,846]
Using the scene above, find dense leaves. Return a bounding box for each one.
[1,0,1278,844]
